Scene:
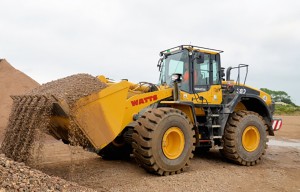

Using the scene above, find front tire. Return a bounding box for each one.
[132,108,195,175]
[220,110,268,166]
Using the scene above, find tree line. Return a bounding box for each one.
[260,88,297,107]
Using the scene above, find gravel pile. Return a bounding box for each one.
[0,153,95,192]
[26,73,106,105]
[0,74,107,163]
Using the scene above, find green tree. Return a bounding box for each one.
[260,88,297,106]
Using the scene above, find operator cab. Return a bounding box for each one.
[158,45,223,94]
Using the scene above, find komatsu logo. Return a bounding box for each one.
[131,95,158,106]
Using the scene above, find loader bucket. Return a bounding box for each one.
[70,81,131,149]
[49,81,131,150]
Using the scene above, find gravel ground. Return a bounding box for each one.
[0,153,95,192]
[35,116,300,192]
[37,138,300,192]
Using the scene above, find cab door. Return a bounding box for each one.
[192,53,222,104]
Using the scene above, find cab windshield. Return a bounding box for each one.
[158,50,189,91]
[158,49,221,93]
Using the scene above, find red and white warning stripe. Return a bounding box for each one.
[272,119,282,131]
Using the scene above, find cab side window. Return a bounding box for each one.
[211,55,220,85]
[194,54,210,86]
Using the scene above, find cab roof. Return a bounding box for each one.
[160,45,223,55]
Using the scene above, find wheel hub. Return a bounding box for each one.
[242,126,260,152]
[162,127,185,159]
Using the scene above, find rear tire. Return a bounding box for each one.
[132,108,195,175]
[220,110,268,166]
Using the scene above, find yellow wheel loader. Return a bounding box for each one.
[3,45,282,175]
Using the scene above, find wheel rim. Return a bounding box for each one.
[242,126,260,152]
[162,127,185,159]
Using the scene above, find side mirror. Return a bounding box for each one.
[171,73,182,101]
[171,73,182,83]
[193,52,205,64]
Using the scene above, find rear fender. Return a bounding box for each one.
[227,95,274,136]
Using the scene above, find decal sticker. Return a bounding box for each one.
[213,95,217,100]
[131,95,158,106]
[263,95,267,102]
[195,87,207,91]
[236,88,246,94]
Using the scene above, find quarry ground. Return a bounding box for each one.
[1,115,298,192]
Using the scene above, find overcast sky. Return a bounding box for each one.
[1,0,299,105]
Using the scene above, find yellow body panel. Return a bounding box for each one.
[121,89,172,129]
[194,107,205,116]
[179,85,222,105]
[49,116,70,140]
[259,90,272,106]
[159,101,195,123]
[160,85,223,121]
[183,45,220,55]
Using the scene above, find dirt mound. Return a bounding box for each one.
[1,74,107,163]
[0,59,39,138]
[0,153,95,191]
